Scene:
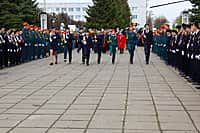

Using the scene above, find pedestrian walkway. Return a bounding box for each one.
[0,47,200,133]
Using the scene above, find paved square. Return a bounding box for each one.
[0,48,200,133]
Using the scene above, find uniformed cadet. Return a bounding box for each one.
[0,28,5,68]
[63,27,74,64]
[191,22,200,83]
[169,30,178,67]
[15,30,24,65]
[143,24,153,64]
[166,29,172,65]
[109,29,117,64]
[77,30,93,66]
[96,31,104,64]
[126,26,138,64]
[77,28,86,64]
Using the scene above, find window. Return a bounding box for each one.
[133,15,138,19]
[82,7,87,11]
[69,15,74,19]
[69,8,74,12]
[76,8,81,11]
[132,7,138,11]
[75,15,81,20]
[56,8,60,12]
[62,8,67,12]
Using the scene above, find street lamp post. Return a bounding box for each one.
[182,11,189,24]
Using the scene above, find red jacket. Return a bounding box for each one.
[117,33,126,49]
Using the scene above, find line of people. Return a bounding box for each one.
[0,28,24,68]
[153,22,200,85]
[49,24,153,66]
[0,22,154,69]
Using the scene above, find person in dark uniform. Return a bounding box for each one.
[191,22,200,84]
[77,30,93,66]
[170,30,178,67]
[0,28,5,68]
[96,31,104,64]
[77,28,86,64]
[3,29,9,67]
[49,29,59,65]
[166,29,172,65]
[184,24,192,77]
[15,30,24,65]
[63,27,74,64]
[143,24,153,64]
[127,26,138,64]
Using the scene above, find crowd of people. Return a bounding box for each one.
[1,21,199,85]
[48,23,153,66]
[0,22,153,69]
[153,22,200,84]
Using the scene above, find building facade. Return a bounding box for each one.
[38,0,93,22]
[128,0,147,27]
[37,0,147,26]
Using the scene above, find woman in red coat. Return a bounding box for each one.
[117,30,126,54]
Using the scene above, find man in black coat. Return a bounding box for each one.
[78,31,93,66]
[143,24,153,64]
[63,27,74,64]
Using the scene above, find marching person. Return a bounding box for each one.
[49,29,60,66]
[117,29,126,54]
[63,27,74,64]
[143,24,153,65]
[127,26,138,64]
[109,29,117,64]
[77,30,93,66]
[96,31,104,64]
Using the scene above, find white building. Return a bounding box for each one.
[128,0,147,27]
[37,0,147,25]
[37,0,93,22]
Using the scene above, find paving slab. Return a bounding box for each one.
[0,48,199,133]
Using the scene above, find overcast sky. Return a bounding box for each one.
[37,0,193,23]
[148,0,192,22]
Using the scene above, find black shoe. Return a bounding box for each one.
[87,64,90,66]
[55,62,58,64]
[49,63,53,66]
[64,59,67,62]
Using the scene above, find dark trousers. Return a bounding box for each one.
[68,47,72,63]
[83,54,90,65]
[97,51,101,64]
[112,51,116,64]
[129,47,135,64]
[120,48,124,54]
[144,43,151,64]
[0,50,3,67]
[3,48,8,67]
[64,45,68,60]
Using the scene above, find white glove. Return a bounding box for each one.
[191,54,194,59]
[181,51,184,56]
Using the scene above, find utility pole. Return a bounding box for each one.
[44,0,46,12]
